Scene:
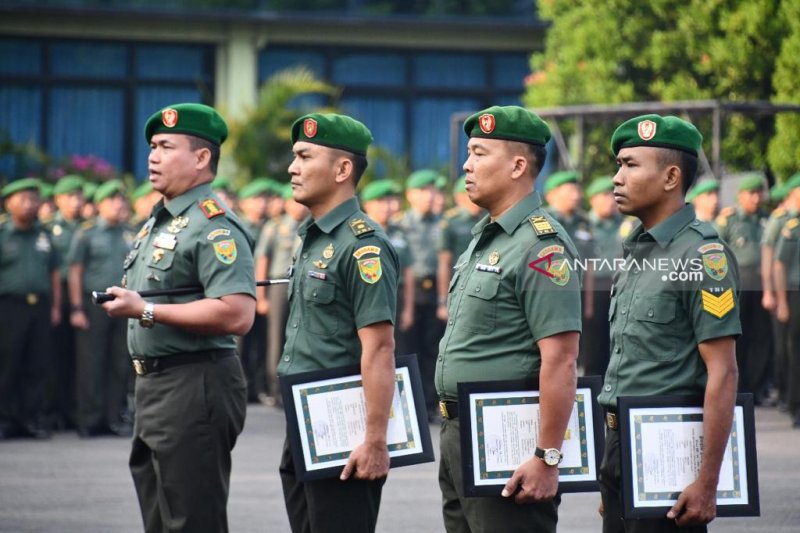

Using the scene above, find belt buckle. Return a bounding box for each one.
[133,359,147,376]
[606,412,618,430]
[438,401,448,419]
[26,293,38,305]
[422,278,433,290]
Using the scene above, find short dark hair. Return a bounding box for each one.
[658,148,698,194]
[330,149,368,186]
[188,136,221,175]
[508,140,547,178]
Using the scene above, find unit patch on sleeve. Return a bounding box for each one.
[357,258,383,284]
[213,239,237,264]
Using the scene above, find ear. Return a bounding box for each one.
[509,154,528,181]
[333,157,353,184]
[663,164,681,193]
[195,147,211,172]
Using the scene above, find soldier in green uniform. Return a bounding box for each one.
[81,181,98,220]
[0,178,60,439]
[584,176,623,377]
[774,174,800,427]
[38,182,57,224]
[714,175,772,402]
[101,103,255,532]
[395,168,444,419]
[436,106,582,533]
[278,113,398,533]
[68,179,134,437]
[686,179,720,223]
[361,179,415,355]
[46,174,85,430]
[436,176,484,323]
[255,184,307,406]
[599,114,741,532]
[130,180,161,227]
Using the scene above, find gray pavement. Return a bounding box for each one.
[1,405,798,532]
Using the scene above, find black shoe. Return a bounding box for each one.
[792,413,800,429]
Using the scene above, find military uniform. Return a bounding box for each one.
[278,197,398,533]
[239,215,268,402]
[386,220,414,356]
[775,214,800,425]
[439,206,483,261]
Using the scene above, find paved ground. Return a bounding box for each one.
[0,405,798,532]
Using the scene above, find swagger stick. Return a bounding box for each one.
[91,279,290,305]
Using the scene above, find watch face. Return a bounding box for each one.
[544,449,561,466]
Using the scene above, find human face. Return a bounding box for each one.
[548,182,582,214]
[97,194,127,224]
[737,189,762,214]
[148,133,205,200]
[240,195,268,222]
[5,190,40,227]
[288,141,337,209]
[405,186,436,215]
[363,197,393,227]
[54,191,84,220]
[589,191,617,219]
[613,147,668,218]
[462,138,514,211]
[693,190,719,215]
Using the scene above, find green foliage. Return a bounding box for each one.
[768,0,800,180]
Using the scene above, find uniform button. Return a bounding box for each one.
[302,253,308,259]
[460,285,465,290]
[312,291,317,297]
[475,287,481,293]
[292,323,298,328]
[615,347,621,353]
[475,252,481,258]
[692,220,700,226]
[604,385,612,392]
[438,356,443,361]
[448,320,454,325]
[283,356,290,362]
[633,268,640,274]
[647,309,654,317]
[620,308,627,315]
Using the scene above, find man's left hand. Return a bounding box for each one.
[501,456,558,504]
[340,440,389,481]
[666,480,717,526]
[101,286,146,319]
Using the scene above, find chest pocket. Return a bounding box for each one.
[146,249,176,271]
[460,273,501,334]
[302,278,338,335]
[627,295,680,361]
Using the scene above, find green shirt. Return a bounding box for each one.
[714,207,766,268]
[598,205,742,409]
[386,222,413,287]
[278,197,399,375]
[241,218,266,243]
[255,215,302,279]
[547,207,594,260]
[47,211,82,281]
[438,206,484,258]
[68,218,135,294]
[761,206,795,247]
[393,209,440,279]
[435,192,583,401]
[0,220,58,295]
[124,183,256,358]
[774,216,800,289]
[589,212,624,280]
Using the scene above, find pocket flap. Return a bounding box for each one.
[303,279,335,304]
[466,275,500,301]
[633,296,675,323]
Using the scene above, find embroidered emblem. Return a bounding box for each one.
[304,118,318,138]
[703,253,728,281]
[162,108,178,128]
[479,113,496,134]
[323,243,335,259]
[701,288,735,318]
[206,228,231,240]
[357,258,383,284]
[697,242,724,254]
[199,198,225,218]
[637,119,657,141]
[213,239,237,265]
[353,245,381,259]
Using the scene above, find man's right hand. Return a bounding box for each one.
[436,304,448,321]
[70,309,90,330]
[762,290,776,312]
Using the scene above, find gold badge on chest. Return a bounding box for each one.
[323,243,335,259]
[488,250,500,266]
[152,248,165,263]
[167,216,189,234]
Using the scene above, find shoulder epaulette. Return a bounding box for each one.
[786,218,800,231]
[444,207,460,218]
[349,218,375,238]
[529,215,558,239]
[773,207,786,218]
[80,220,96,230]
[688,219,718,239]
[198,198,225,219]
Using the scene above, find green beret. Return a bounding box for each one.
[783,173,800,193]
[211,176,232,191]
[94,179,125,204]
[464,105,551,147]
[40,183,54,200]
[406,169,442,190]
[2,178,41,198]
[769,183,788,201]
[238,178,273,200]
[585,177,615,198]
[611,114,702,156]
[291,113,372,156]
[454,176,467,193]
[53,174,85,196]
[144,102,228,146]
[282,183,294,200]
[82,182,98,201]
[686,179,720,202]
[255,177,281,196]
[131,181,153,201]
[435,176,448,190]
[361,180,401,202]
[544,171,579,194]
[738,174,764,192]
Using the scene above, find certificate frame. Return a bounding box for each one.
[279,353,434,482]
[457,376,604,497]
[618,393,759,519]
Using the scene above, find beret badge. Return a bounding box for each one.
[162,108,178,128]
[637,119,656,141]
[479,113,496,134]
[304,118,318,138]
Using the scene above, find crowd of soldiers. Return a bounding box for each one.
[1,159,800,440]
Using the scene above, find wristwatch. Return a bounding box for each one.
[139,302,155,329]
[534,446,563,467]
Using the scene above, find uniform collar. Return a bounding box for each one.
[475,191,543,236]
[302,196,360,235]
[164,182,214,218]
[626,203,696,249]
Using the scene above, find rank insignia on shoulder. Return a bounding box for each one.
[529,215,557,238]
[350,218,375,237]
[787,218,799,230]
[199,198,225,219]
[701,288,735,318]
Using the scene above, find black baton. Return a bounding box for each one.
[92,279,290,305]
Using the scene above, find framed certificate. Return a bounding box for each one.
[279,353,434,481]
[618,393,760,519]
[457,376,604,496]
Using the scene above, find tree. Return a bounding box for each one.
[768,0,800,180]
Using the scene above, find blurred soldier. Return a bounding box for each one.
[362,179,415,355]
[437,105,582,533]
[686,179,720,223]
[774,174,800,428]
[0,178,60,439]
[212,175,237,212]
[584,176,623,377]
[38,182,56,223]
[715,175,772,402]
[255,184,306,406]
[45,174,85,431]
[436,176,484,322]
[130,180,161,227]
[433,174,448,216]
[279,113,398,532]
[81,182,98,220]
[600,114,740,532]
[395,168,444,419]
[68,180,134,437]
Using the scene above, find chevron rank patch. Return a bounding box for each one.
[529,215,557,237]
[701,288,735,318]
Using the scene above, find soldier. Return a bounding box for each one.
[686,179,720,223]
[436,176,484,322]
[395,168,443,419]
[130,180,161,227]
[0,178,60,439]
[774,173,800,428]
[584,176,623,377]
[68,179,134,437]
[254,184,307,406]
[361,179,415,355]
[38,182,56,223]
[81,182,98,220]
[212,175,237,212]
[278,113,398,533]
[101,103,255,532]
[436,106,582,532]
[599,114,740,532]
[714,175,772,402]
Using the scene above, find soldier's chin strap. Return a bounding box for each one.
[92,279,290,305]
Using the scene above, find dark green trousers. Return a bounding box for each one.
[129,353,246,533]
[439,418,559,533]
[279,436,385,533]
[786,291,800,415]
[599,429,706,533]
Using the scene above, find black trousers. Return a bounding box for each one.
[279,437,384,533]
[583,277,613,378]
[47,281,77,428]
[735,272,773,397]
[129,354,247,533]
[0,295,52,427]
[786,292,800,415]
[410,301,445,416]
[240,312,268,401]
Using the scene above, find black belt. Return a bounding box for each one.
[132,349,235,376]
[0,293,47,305]
[438,400,458,420]
[605,409,618,431]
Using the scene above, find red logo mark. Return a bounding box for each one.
[479,114,495,134]
[304,118,318,138]
[528,252,555,278]
[637,120,657,141]
[162,108,178,128]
